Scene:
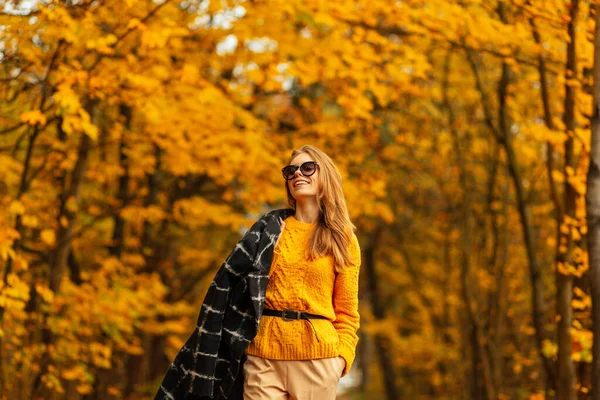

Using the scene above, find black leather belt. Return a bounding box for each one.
[262,308,327,342]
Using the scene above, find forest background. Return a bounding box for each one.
[1,0,600,399]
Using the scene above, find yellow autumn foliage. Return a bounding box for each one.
[0,0,597,398]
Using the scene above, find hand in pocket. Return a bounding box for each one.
[337,356,346,377]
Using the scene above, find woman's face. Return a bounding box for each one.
[286,153,319,200]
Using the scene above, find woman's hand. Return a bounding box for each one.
[337,356,346,376]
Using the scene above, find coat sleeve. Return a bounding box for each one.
[332,232,361,378]
[155,213,269,400]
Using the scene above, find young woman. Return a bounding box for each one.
[243,145,361,400]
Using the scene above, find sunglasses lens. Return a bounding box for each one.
[301,162,316,175]
[282,166,296,180]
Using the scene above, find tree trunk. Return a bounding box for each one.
[358,323,370,395]
[49,124,93,292]
[444,49,496,400]
[528,4,563,220]
[364,227,400,400]
[32,101,96,398]
[586,3,600,398]
[556,1,579,398]
[125,143,162,397]
[108,103,132,258]
[465,44,556,391]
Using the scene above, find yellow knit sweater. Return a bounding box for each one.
[245,214,361,378]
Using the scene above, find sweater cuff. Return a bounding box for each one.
[338,343,356,378]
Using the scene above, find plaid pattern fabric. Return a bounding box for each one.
[155,207,295,400]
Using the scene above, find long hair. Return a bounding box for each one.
[284,145,357,273]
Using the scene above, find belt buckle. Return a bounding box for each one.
[282,308,298,321]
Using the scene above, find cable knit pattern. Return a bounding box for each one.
[245,214,361,378]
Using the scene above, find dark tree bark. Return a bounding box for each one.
[49,115,94,292]
[556,1,579,398]
[364,227,400,400]
[528,5,563,220]
[465,44,556,393]
[124,143,162,398]
[586,2,600,398]
[443,49,497,400]
[32,100,96,399]
[108,103,132,258]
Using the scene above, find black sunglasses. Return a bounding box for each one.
[281,161,319,180]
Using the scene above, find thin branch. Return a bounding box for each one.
[86,0,174,73]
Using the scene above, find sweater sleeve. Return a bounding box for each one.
[332,232,361,378]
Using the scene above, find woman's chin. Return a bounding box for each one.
[292,192,316,200]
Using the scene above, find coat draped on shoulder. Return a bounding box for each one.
[155,207,295,400]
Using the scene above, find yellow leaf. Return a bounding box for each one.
[572,299,587,310]
[247,67,265,85]
[552,170,564,183]
[21,215,39,228]
[558,245,568,254]
[127,18,144,30]
[41,229,56,246]
[0,246,16,261]
[61,364,85,381]
[560,223,569,233]
[521,325,536,335]
[180,64,199,85]
[54,83,81,114]
[565,166,575,176]
[76,384,93,395]
[513,362,522,374]
[128,345,144,355]
[35,283,55,304]
[9,200,25,215]
[78,110,99,140]
[541,339,557,359]
[66,196,78,212]
[529,393,545,400]
[13,255,29,272]
[19,110,47,126]
[567,176,586,195]
[85,39,97,50]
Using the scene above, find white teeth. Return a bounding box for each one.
[295,181,309,187]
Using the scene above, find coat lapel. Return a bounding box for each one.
[248,208,295,318]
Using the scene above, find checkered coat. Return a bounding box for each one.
[155,207,296,400]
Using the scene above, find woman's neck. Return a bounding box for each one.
[293,202,320,224]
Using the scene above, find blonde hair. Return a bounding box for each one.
[284,145,357,273]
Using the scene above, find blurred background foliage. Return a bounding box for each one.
[0,0,597,398]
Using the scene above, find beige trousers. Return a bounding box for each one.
[242,354,344,400]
